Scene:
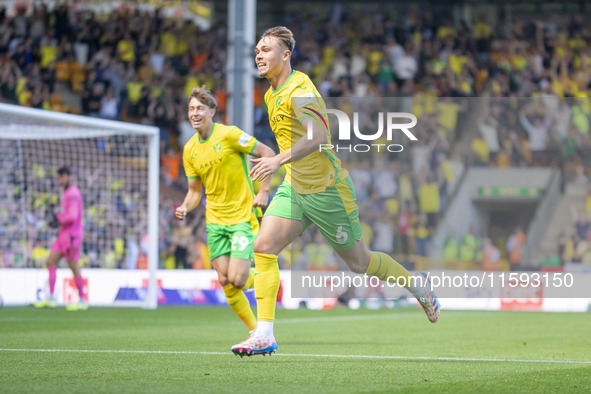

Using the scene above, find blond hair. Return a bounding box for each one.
[260,26,296,52]
[187,86,217,110]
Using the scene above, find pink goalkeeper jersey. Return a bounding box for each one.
[57,185,84,238]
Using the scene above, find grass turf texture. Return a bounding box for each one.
[1,306,590,393]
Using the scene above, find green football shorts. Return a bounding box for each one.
[206,221,255,261]
[265,177,363,249]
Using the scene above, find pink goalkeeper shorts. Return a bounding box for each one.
[50,234,82,262]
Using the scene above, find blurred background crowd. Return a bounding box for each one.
[2,1,591,270]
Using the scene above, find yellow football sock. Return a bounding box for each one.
[222,284,257,331]
[366,251,414,288]
[254,253,280,322]
[241,267,255,290]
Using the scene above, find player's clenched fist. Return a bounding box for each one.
[175,206,187,220]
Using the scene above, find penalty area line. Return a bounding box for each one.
[0,348,590,364]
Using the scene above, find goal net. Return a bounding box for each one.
[0,103,160,308]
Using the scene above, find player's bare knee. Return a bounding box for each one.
[226,270,242,288]
[218,275,229,287]
[230,276,247,289]
[253,236,271,254]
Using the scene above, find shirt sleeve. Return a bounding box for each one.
[182,146,199,179]
[291,91,328,132]
[57,193,80,225]
[227,126,257,154]
[519,114,535,136]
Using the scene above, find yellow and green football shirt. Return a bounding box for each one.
[265,70,348,194]
[183,123,259,227]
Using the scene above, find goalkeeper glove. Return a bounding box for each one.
[49,213,60,229]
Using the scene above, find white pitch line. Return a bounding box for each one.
[278,312,421,323]
[0,311,484,325]
[0,314,419,325]
[278,311,491,323]
[0,348,226,355]
[1,348,590,364]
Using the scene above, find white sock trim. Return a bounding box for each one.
[255,320,275,340]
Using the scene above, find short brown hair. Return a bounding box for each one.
[187,86,217,110]
[57,166,71,176]
[260,26,296,52]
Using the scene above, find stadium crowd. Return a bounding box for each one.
[555,188,591,266]
[1,2,591,269]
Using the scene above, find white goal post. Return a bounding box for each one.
[0,103,160,309]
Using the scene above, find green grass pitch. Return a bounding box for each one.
[1,306,590,393]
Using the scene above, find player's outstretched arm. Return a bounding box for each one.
[249,141,275,208]
[276,116,328,163]
[56,195,80,225]
[176,178,203,220]
[250,118,327,181]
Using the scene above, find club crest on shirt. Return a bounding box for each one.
[213,142,222,153]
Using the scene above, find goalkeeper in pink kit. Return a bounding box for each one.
[35,166,87,311]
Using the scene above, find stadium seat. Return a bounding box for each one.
[192,53,208,71]
[475,69,489,93]
[489,53,505,65]
[49,94,67,112]
[55,61,72,82]
[70,63,88,93]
